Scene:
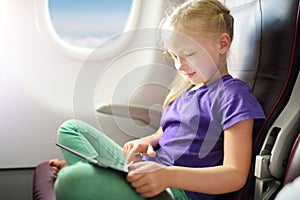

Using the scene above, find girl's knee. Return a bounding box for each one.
[58,119,77,134]
[57,119,82,144]
[54,162,96,199]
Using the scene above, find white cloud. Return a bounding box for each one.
[61,35,110,49]
[51,13,127,36]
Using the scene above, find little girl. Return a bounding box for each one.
[50,0,265,199]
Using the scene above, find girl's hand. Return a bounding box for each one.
[123,140,156,163]
[126,161,169,198]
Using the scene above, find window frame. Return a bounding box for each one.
[35,0,140,61]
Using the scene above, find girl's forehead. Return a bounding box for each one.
[165,30,206,52]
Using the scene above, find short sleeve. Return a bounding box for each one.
[220,80,265,130]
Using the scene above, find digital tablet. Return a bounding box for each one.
[55,143,128,174]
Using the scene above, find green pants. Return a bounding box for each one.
[54,119,189,200]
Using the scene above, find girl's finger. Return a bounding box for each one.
[146,145,156,157]
[127,171,144,182]
[130,161,165,173]
[135,183,151,194]
[124,143,135,157]
[126,152,143,164]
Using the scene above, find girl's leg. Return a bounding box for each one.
[57,119,125,170]
[54,119,182,200]
[55,161,143,200]
[54,119,144,200]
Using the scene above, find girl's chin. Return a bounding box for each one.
[188,75,206,84]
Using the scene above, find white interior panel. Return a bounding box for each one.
[0,0,173,168]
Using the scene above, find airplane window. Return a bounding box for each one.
[48,0,132,49]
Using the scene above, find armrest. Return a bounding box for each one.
[95,103,162,128]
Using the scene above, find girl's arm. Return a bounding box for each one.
[127,119,253,197]
[165,118,253,194]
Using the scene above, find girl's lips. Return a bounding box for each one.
[187,72,196,78]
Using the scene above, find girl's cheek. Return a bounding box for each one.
[191,58,218,81]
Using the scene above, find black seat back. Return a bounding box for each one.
[218,0,300,199]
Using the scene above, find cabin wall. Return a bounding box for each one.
[0,0,174,169]
[0,169,34,200]
[0,0,176,198]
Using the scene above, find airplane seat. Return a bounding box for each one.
[215,0,300,199]
[282,133,300,187]
[273,133,300,199]
[228,0,299,199]
[32,0,300,199]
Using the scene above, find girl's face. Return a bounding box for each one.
[166,29,227,85]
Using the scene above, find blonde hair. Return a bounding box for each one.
[162,0,234,108]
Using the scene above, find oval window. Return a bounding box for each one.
[48,0,132,49]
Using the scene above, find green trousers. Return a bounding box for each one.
[54,119,189,200]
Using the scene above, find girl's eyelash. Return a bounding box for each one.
[165,50,194,60]
[183,52,195,57]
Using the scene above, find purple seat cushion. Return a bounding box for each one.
[32,162,56,200]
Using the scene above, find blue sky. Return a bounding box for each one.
[48,0,132,48]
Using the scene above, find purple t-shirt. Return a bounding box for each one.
[144,75,265,200]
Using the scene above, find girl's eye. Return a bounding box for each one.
[183,52,195,57]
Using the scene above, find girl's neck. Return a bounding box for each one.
[206,64,229,84]
[191,72,229,91]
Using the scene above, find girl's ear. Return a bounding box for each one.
[218,33,231,55]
